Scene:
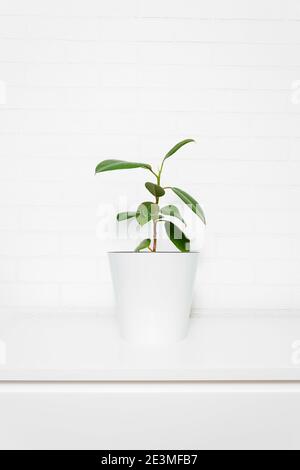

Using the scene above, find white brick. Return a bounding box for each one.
[291,286,300,306]
[0,110,99,134]
[21,207,97,231]
[137,43,213,65]
[18,256,109,283]
[2,63,141,89]
[206,211,255,235]
[254,211,300,234]
[0,16,101,41]
[0,283,60,308]
[0,180,64,206]
[0,232,59,257]
[60,181,105,206]
[197,185,300,212]
[0,208,19,230]
[97,111,176,135]
[18,156,93,181]
[137,65,299,90]
[286,0,300,19]
[215,235,295,260]
[0,39,137,64]
[6,87,138,111]
[0,80,6,105]
[292,241,300,260]
[289,140,300,160]
[213,44,300,67]
[141,137,290,161]
[99,65,139,87]
[0,0,297,20]
[255,260,300,284]
[22,64,103,88]
[167,160,300,186]
[61,283,114,308]
[0,157,19,179]
[194,284,294,310]
[200,236,217,258]
[174,113,300,138]
[0,258,17,281]
[0,134,140,159]
[197,259,255,284]
[0,0,138,17]
[61,233,104,256]
[138,89,294,113]
[102,19,300,44]
[139,0,288,20]
[75,111,300,138]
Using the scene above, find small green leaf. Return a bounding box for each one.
[95,159,152,174]
[135,239,151,252]
[165,222,190,253]
[145,182,166,198]
[117,212,137,222]
[136,202,160,226]
[164,139,195,161]
[160,205,186,225]
[172,187,206,225]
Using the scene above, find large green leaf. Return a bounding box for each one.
[95,159,152,174]
[160,205,186,225]
[164,139,195,161]
[136,202,159,226]
[172,187,206,225]
[165,222,190,253]
[135,239,151,252]
[117,212,137,222]
[145,182,165,198]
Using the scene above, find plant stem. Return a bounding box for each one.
[153,219,158,252]
[150,168,159,179]
[152,168,163,253]
[151,154,169,252]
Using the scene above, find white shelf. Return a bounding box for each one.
[0,313,299,382]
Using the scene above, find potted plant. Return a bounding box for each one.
[95,139,206,345]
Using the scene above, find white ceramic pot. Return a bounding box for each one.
[109,252,199,345]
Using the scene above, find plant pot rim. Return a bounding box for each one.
[108,251,200,254]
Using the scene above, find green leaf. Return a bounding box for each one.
[172,187,206,225]
[95,159,152,174]
[136,202,159,226]
[145,182,166,198]
[117,212,137,222]
[137,201,160,226]
[165,222,190,253]
[160,205,186,225]
[164,139,195,161]
[135,239,151,252]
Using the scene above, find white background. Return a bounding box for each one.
[0,0,300,314]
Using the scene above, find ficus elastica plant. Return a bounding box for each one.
[95,139,206,253]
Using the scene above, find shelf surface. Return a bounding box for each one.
[0,313,300,382]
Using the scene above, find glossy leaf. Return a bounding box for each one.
[136,202,160,226]
[164,139,195,161]
[172,187,206,225]
[135,239,151,252]
[117,212,137,222]
[95,159,152,174]
[145,182,165,198]
[165,222,190,253]
[160,205,186,225]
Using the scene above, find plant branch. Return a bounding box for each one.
[149,168,159,179]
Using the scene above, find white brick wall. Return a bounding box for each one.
[0,0,300,314]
